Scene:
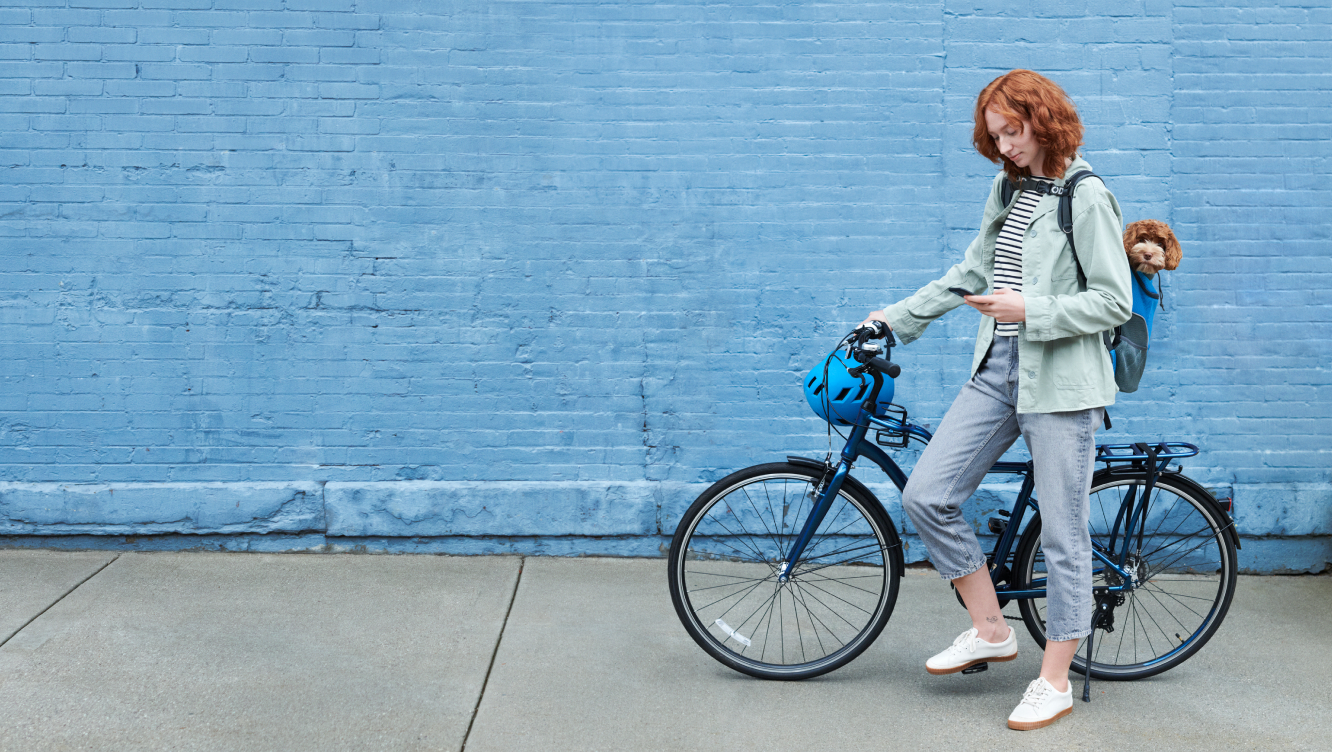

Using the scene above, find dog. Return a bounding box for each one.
[1122,219,1181,276]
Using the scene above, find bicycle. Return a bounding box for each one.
[667,324,1238,699]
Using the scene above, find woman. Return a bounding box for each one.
[861,70,1131,730]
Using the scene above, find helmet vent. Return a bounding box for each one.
[834,387,852,401]
[853,383,868,401]
[807,375,818,388]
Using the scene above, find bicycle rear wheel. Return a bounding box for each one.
[1014,471,1238,680]
[667,462,902,680]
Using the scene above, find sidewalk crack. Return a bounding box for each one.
[0,554,120,649]
[461,555,523,751]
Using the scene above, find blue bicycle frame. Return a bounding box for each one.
[777,369,1199,605]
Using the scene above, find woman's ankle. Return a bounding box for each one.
[975,622,1010,643]
[1040,673,1070,693]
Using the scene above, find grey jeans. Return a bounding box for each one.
[901,335,1102,642]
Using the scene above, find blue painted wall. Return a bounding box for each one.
[0,0,1328,572]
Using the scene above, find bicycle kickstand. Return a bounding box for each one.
[1082,599,1111,703]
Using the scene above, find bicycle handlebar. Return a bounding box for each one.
[866,356,901,379]
[851,320,896,347]
[845,323,902,379]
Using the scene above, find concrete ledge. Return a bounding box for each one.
[0,480,1327,574]
[326,535,670,557]
[1238,536,1332,574]
[0,483,325,535]
[0,534,330,553]
[1233,483,1332,536]
[324,481,666,537]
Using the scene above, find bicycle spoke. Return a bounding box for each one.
[696,572,775,614]
[794,576,875,618]
[1137,489,1185,551]
[764,482,794,554]
[1144,534,1222,580]
[756,586,780,659]
[1140,581,1209,621]
[693,516,766,563]
[793,540,886,572]
[802,497,855,559]
[1138,582,1200,634]
[685,574,773,593]
[794,569,883,598]
[786,576,866,632]
[788,580,834,657]
[684,568,770,583]
[1140,524,1218,563]
[710,503,776,564]
[688,533,768,566]
[740,486,782,548]
[1132,592,1176,651]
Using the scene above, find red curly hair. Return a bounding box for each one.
[972,70,1084,181]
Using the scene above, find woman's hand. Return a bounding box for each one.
[859,311,892,330]
[964,288,1026,323]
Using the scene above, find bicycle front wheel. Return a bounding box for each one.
[667,462,902,680]
[1014,471,1238,680]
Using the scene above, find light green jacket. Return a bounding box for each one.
[883,156,1132,414]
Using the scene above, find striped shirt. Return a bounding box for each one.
[993,182,1049,336]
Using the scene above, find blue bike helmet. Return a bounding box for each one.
[804,349,895,426]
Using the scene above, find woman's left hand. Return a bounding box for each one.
[963,288,1026,323]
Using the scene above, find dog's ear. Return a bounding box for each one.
[1161,224,1182,271]
[1122,221,1144,256]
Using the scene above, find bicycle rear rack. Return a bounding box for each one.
[1096,442,1198,465]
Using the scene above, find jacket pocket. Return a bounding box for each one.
[1050,334,1104,388]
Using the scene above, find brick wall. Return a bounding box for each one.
[0,0,1327,572]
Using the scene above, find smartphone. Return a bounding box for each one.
[948,286,979,297]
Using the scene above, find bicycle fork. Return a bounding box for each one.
[777,458,852,582]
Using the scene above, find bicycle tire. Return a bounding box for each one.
[1013,470,1238,680]
[667,462,902,680]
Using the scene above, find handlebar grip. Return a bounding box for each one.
[854,320,892,344]
[868,357,901,379]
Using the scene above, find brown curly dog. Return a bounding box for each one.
[1123,219,1181,276]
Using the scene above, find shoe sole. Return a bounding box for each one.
[1007,705,1072,731]
[925,651,1018,675]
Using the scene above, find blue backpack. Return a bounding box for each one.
[1000,171,1159,393]
[1110,270,1161,393]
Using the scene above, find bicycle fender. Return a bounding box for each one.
[786,456,907,576]
[1155,471,1241,551]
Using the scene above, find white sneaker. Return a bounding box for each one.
[1007,677,1073,730]
[925,626,1018,675]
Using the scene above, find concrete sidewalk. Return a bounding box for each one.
[0,552,1326,751]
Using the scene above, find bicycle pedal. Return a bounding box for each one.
[961,663,989,675]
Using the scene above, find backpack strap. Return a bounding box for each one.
[1000,175,1055,209]
[1053,171,1123,352]
[1054,170,1101,278]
